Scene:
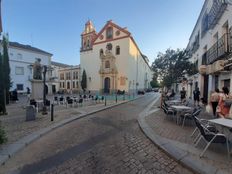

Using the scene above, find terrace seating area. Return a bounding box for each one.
[160,94,232,160]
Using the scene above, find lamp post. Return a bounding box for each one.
[42,65,47,115]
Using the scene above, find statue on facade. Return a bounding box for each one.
[33,59,42,80]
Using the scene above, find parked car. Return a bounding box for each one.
[153,88,159,92]
[138,90,145,95]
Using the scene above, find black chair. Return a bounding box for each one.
[78,98,83,106]
[181,107,201,127]
[193,116,230,158]
[54,96,58,104]
[30,99,37,108]
[161,103,176,120]
[95,96,99,103]
[59,97,64,105]
[101,96,104,102]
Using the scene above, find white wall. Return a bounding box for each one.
[7,46,52,93]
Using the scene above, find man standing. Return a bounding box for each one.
[180,87,186,102]
[193,87,200,106]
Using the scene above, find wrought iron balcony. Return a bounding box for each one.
[206,33,231,64]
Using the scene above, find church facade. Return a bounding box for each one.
[80,20,153,94]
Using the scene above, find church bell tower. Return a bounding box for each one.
[81,20,97,51]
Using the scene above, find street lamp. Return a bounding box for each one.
[42,65,47,115]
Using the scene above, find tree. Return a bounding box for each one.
[2,35,11,104]
[0,52,6,114]
[81,69,87,92]
[152,48,196,88]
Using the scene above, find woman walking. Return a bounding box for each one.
[210,88,220,117]
[217,87,230,118]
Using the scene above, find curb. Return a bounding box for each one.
[137,95,220,174]
[0,95,144,166]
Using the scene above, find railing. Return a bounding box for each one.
[206,33,230,64]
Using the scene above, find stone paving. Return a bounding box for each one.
[0,93,193,174]
[145,98,232,174]
[0,95,125,145]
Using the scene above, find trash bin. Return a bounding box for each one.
[26,105,36,121]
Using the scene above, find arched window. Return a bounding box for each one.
[100,49,103,56]
[116,46,120,55]
[106,27,113,39]
[105,60,110,68]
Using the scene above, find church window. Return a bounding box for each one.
[105,60,110,68]
[100,49,104,56]
[87,39,90,48]
[106,43,112,51]
[106,27,113,39]
[116,30,120,36]
[116,46,120,55]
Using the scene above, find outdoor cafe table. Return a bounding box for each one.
[209,118,232,154]
[170,105,193,124]
[166,100,182,105]
[209,118,232,139]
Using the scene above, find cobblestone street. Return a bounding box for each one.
[1,94,193,174]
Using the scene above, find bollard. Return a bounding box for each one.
[105,96,106,106]
[51,104,54,121]
[116,94,117,103]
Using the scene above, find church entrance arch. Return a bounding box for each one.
[104,77,110,93]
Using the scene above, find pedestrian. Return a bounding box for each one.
[180,87,186,102]
[217,86,231,118]
[27,87,31,103]
[210,88,220,117]
[193,87,200,106]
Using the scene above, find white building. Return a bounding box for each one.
[80,20,153,94]
[5,41,53,94]
[51,61,70,93]
[186,0,232,103]
[58,65,81,94]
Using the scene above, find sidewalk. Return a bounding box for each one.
[0,94,139,165]
[138,95,232,174]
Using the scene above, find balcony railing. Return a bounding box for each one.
[206,33,230,64]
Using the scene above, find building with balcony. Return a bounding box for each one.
[1,41,53,94]
[80,20,153,94]
[58,65,81,93]
[186,0,232,103]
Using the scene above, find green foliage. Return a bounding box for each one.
[0,125,7,144]
[150,80,160,88]
[2,36,11,104]
[152,48,195,88]
[0,53,6,114]
[81,69,87,92]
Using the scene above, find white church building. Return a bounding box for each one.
[80,20,153,94]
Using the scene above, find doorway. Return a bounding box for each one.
[104,77,110,93]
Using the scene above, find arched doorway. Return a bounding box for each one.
[104,77,110,93]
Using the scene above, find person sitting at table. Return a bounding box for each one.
[217,86,230,118]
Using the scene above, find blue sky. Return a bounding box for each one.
[2,0,204,65]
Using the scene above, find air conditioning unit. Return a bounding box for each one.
[198,65,206,74]
[213,60,224,72]
[206,64,213,74]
